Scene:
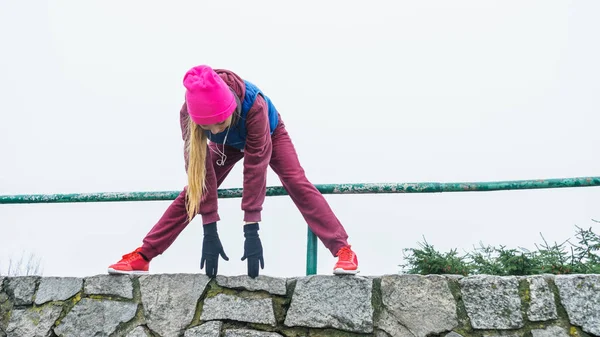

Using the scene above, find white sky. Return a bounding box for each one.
[1,1,599,278]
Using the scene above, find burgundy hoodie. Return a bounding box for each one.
[178,69,272,223]
[142,69,350,260]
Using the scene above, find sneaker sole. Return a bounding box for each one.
[107,268,149,275]
[333,268,359,275]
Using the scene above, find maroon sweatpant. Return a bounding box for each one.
[141,118,349,259]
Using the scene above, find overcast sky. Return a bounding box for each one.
[1,1,599,278]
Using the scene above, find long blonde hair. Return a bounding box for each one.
[184,90,241,222]
[185,116,208,222]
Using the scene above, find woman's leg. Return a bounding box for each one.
[268,118,349,256]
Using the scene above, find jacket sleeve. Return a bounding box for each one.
[241,94,272,222]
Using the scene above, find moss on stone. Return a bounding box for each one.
[453,327,479,337]
[308,328,371,337]
[70,292,81,306]
[280,326,310,336]
[446,278,474,336]
[86,294,128,302]
[221,320,249,330]
[113,275,158,336]
[373,329,392,337]
[29,313,40,326]
[569,326,579,337]
[569,326,592,337]
[272,295,290,325]
[278,278,298,327]
[131,275,142,302]
[25,305,47,326]
[188,278,215,327]
[286,279,297,298]
[205,278,277,300]
[52,291,81,328]
[248,322,276,331]
[517,277,535,332]
[518,279,531,303]
[0,292,13,331]
[371,277,383,327]
[237,290,274,299]
[203,281,240,299]
[546,277,572,325]
[108,302,146,337]
[446,314,593,337]
[186,292,205,329]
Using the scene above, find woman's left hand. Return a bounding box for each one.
[241,223,264,278]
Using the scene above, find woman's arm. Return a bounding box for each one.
[241,94,273,223]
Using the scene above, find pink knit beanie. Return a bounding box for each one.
[183,65,236,125]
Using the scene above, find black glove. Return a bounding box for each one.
[241,223,264,278]
[200,222,229,278]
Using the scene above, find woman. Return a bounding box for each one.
[108,65,359,278]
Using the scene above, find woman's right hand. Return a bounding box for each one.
[241,223,264,278]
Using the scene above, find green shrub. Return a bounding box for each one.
[400,237,471,276]
[399,223,600,276]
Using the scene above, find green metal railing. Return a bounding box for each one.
[2,176,600,275]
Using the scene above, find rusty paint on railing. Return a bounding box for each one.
[1,176,599,204]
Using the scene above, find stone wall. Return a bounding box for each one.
[0,273,598,337]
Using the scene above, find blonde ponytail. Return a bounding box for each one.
[185,117,208,222]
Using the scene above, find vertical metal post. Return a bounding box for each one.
[306,227,317,275]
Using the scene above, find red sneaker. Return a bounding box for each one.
[107,247,149,275]
[333,245,359,275]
